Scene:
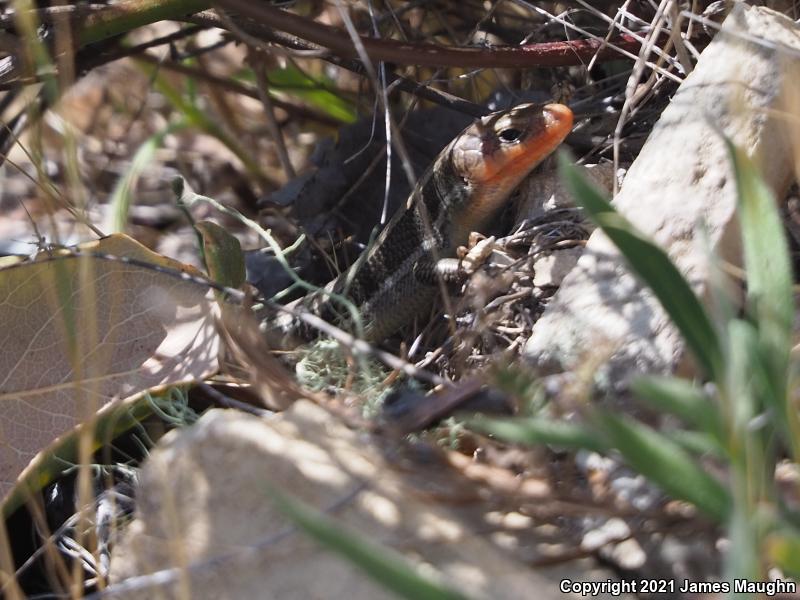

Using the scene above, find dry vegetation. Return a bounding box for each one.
[1,0,800,598]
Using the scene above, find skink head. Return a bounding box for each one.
[451,102,573,189]
[445,102,573,237]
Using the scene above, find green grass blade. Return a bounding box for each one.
[722,318,773,588]
[142,66,269,184]
[558,152,722,379]
[596,411,731,520]
[725,319,773,493]
[725,140,795,453]
[726,500,762,589]
[271,490,470,600]
[469,416,609,453]
[669,430,725,458]
[727,141,793,353]
[632,376,722,439]
[109,121,187,233]
[264,65,357,123]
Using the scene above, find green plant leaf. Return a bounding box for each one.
[469,415,609,453]
[596,411,731,520]
[727,141,793,353]
[237,64,356,123]
[725,140,795,452]
[141,66,269,184]
[632,376,722,440]
[265,65,357,123]
[558,152,722,379]
[724,319,774,514]
[195,220,246,289]
[669,430,725,458]
[109,121,187,233]
[726,500,763,586]
[725,318,764,422]
[271,490,470,600]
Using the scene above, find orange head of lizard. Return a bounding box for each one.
[447,102,574,236]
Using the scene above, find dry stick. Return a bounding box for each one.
[667,0,693,75]
[1,0,654,91]
[16,0,644,69]
[0,0,215,85]
[575,0,683,74]
[212,0,643,68]
[515,0,681,84]
[0,23,208,89]
[612,0,673,195]
[189,11,487,118]
[0,1,645,118]
[78,0,212,45]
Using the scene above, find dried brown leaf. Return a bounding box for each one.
[0,233,219,500]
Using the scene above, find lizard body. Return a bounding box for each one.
[274,102,574,345]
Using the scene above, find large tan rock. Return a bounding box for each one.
[107,403,627,599]
[525,5,800,379]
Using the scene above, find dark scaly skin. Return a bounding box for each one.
[279,102,574,345]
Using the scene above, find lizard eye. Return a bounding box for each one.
[498,127,522,143]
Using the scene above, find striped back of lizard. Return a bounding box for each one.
[273,102,574,346]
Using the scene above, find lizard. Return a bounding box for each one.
[270,102,574,347]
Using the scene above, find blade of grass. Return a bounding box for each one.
[596,411,731,520]
[669,429,726,458]
[270,490,470,600]
[558,152,722,379]
[726,141,793,358]
[142,65,273,187]
[726,502,763,591]
[631,376,722,440]
[109,120,187,233]
[725,139,796,456]
[255,65,357,123]
[469,415,609,453]
[723,318,771,585]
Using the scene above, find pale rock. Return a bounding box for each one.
[533,247,585,288]
[107,403,622,599]
[525,5,800,380]
[516,161,616,221]
[607,538,647,571]
[581,518,631,552]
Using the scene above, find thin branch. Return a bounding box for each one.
[187,11,488,118]
[249,52,297,179]
[78,0,211,46]
[212,0,644,68]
